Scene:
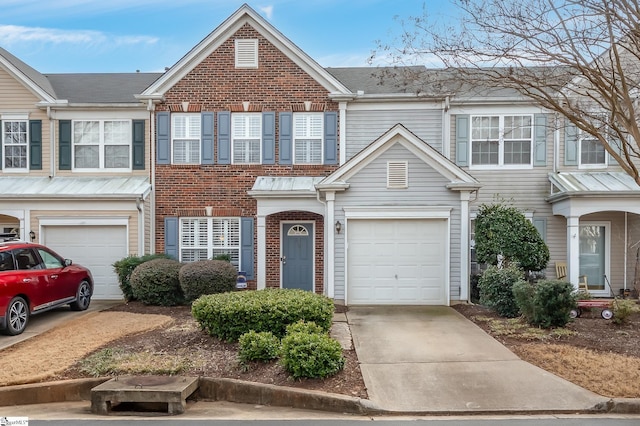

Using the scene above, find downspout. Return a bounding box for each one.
[552,112,559,194]
[442,96,450,159]
[625,212,628,290]
[316,190,334,298]
[47,106,55,178]
[148,99,156,254]
[338,102,347,165]
[136,197,144,255]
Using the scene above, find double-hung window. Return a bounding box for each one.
[3,120,28,171]
[471,115,533,168]
[232,113,261,164]
[293,113,323,164]
[180,217,241,267]
[579,133,606,167]
[73,120,131,170]
[172,114,201,164]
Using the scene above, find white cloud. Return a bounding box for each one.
[259,5,274,19]
[0,25,157,47]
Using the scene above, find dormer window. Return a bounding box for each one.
[235,39,258,68]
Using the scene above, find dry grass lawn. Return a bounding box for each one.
[0,311,171,386]
[513,343,640,398]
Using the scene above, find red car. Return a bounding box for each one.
[0,240,93,335]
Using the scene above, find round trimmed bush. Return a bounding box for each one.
[112,253,171,301]
[479,264,525,318]
[179,259,237,302]
[238,330,280,363]
[130,258,184,306]
[285,320,326,336]
[280,332,345,379]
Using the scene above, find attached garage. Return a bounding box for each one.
[42,225,128,300]
[347,218,448,305]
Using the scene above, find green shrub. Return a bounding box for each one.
[179,260,237,302]
[238,330,281,363]
[529,280,577,328]
[280,332,344,379]
[130,258,184,306]
[191,289,335,342]
[213,253,232,262]
[512,280,536,322]
[612,299,640,325]
[285,320,326,336]
[479,264,525,318]
[112,254,170,301]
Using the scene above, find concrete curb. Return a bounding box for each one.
[0,377,639,415]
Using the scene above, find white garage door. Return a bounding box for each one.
[43,225,127,300]
[347,219,448,305]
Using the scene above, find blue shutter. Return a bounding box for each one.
[240,217,254,280]
[324,111,338,164]
[59,120,72,170]
[201,112,214,165]
[565,122,578,166]
[29,120,42,170]
[279,112,293,165]
[455,115,470,166]
[262,112,275,164]
[132,120,145,170]
[533,218,547,242]
[217,111,231,164]
[533,114,547,166]
[609,135,622,165]
[156,112,170,165]
[164,217,179,260]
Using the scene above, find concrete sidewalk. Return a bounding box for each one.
[347,305,608,414]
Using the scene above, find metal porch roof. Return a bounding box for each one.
[548,171,640,201]
[0,176,151,198]
[249,176,325,196]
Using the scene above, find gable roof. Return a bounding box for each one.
[140,4,351,98]
[317,123,480,191]
[0,47,57,102]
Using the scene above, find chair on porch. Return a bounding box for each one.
[555,261,589,292]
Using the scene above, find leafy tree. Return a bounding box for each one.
[373,0,640,184]
[475,203,549,272]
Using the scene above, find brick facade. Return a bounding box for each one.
[154,24,339,292]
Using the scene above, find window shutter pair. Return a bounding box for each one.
[158,112,214,165]
[217,111,276,165]
[59,120,145,170]
[279,111,338,165]
[564,121,622,166]
[164,216,255,280]
[454,114,547,166]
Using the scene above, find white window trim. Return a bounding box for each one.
[179,217,241,266]
[293,112,323,165]
[2,118,29,173]
[171,113,201,165]
[231,113,262,165]
[71,119,132,172]
[578,132,608,169]
[469,114,534,170]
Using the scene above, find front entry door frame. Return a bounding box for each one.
[579,221,611,296]
[280,221,315,291]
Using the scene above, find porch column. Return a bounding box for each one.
[567,215,580,289]
[257,214,266,290]
[459,191,471,302]
[325,192,336,298]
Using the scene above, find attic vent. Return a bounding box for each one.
[235,39,258,68]
[387,161,408,188]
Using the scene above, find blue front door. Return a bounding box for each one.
[282,223,313,291]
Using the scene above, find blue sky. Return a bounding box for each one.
[0,0,453,74]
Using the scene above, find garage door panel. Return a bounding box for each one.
[347,219,447,305]
[43,225,127,300]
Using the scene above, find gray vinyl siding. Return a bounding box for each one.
[332,143,463,301]
[345,108,443,160]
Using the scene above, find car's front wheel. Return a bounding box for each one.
[5,296,29,335]
[70,280,92,311]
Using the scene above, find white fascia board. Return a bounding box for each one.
[343,206,452,219]
[51,109,150,120]
[448,104,547,115]
[345,100,444,111]
[141,5,351,97]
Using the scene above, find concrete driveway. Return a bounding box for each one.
[347,305,608,413]
[0,300,120,351]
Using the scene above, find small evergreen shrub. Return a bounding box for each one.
[179,260,237,302]
[612,299,640,325]
[130,258,184,306]
[280,331,344,379]
[213,253,232,262]
[238,330,281,363]
[479,264,525,318]
[191,289,335,342]
[514,280,578,328]
[285,320,326,336]
[112,254,170,301]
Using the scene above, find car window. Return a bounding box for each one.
[38,248,64,269]
[0,251,15,271]
[15,248,43,270]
